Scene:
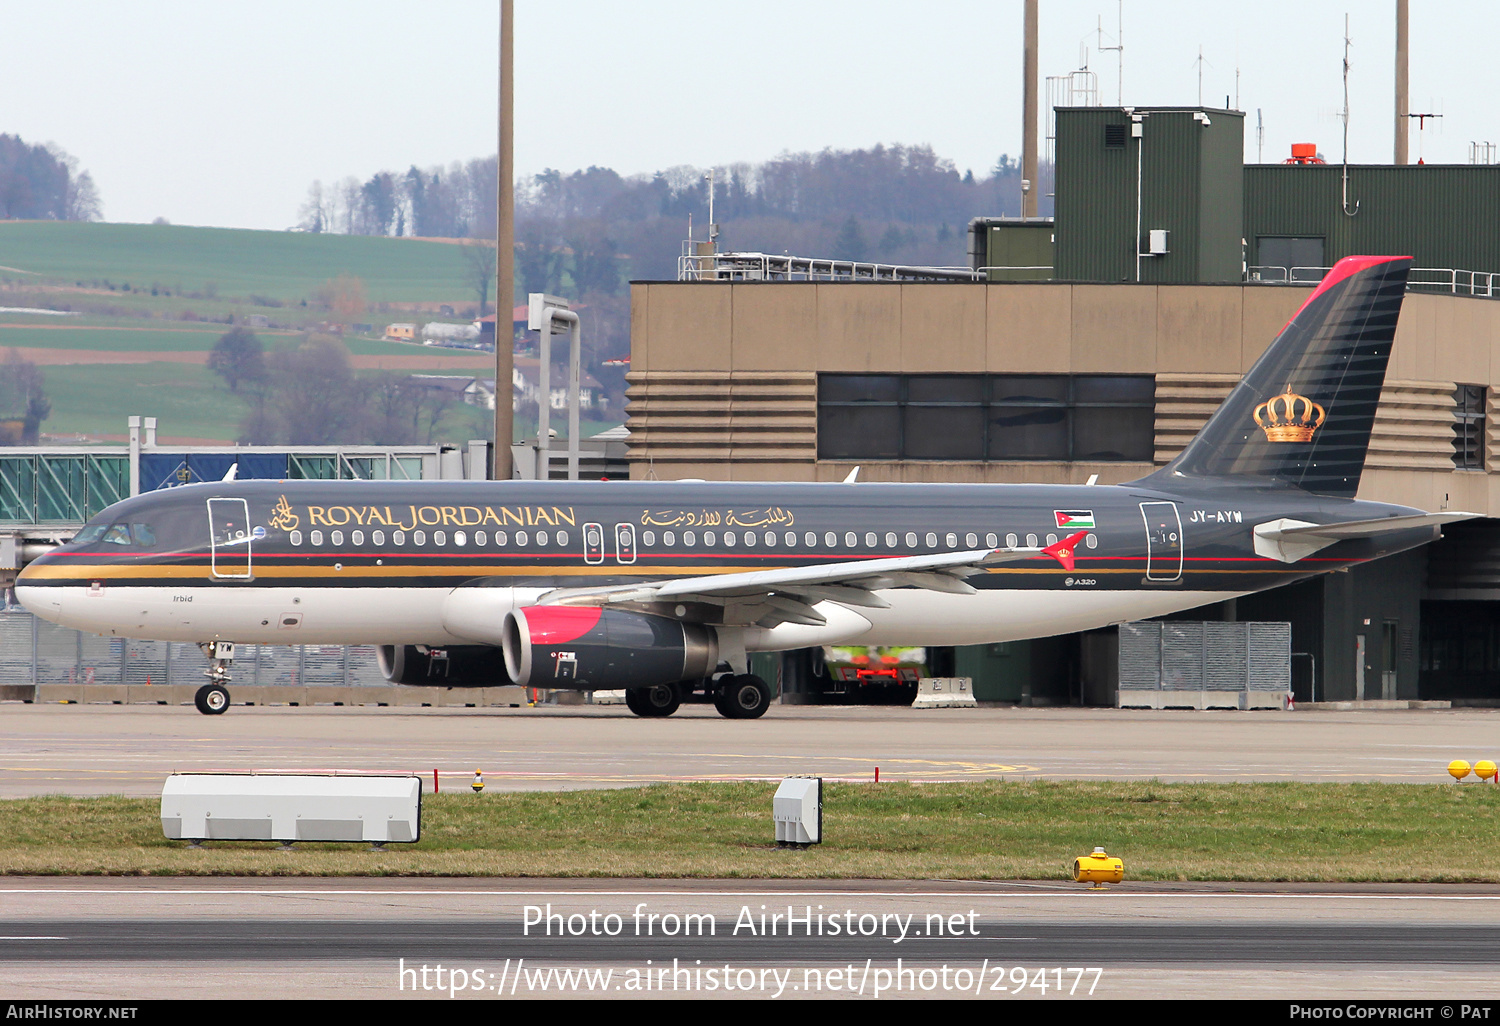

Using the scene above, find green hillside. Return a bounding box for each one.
[0,221,481,306]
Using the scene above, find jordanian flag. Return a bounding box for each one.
[1054,510,1096,530]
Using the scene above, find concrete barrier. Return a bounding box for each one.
[912,677,976,709]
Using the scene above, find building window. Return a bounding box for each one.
[1454,385,1486,470]
[817,374,1155,461]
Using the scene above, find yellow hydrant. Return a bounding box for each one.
[472,769,484,794]
[1072,847,1124,888]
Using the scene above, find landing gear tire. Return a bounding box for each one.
[625,683,681,717]
[194,683,230,716]
[713,675,772,719]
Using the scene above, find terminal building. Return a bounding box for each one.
[626,106,1500,706]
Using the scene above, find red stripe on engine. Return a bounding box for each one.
[523,605,603,644]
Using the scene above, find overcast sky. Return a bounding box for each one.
[3,1,1493,230]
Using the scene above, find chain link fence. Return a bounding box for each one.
[0,608,389,688]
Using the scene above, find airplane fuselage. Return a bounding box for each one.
[16,478,1435,652]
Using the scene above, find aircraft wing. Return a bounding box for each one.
[535,532,1088,628]
[1252,512,1479,563]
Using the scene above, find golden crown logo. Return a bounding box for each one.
[1253,385,1326,443]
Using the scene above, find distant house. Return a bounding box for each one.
[245,314,270,329]
[384,323,416,342]
[510,357,602,411]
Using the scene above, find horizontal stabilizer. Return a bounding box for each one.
[1253,512,1479,563]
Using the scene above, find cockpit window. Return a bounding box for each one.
[73,524,107,545]
[130,523,157,547]
[102,525,132,546]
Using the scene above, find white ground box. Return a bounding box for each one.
[913,677,977,708]
[161,773,421,843]
[773,776,822,845]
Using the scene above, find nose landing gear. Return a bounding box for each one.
[195,641,235,715]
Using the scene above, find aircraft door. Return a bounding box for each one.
[208,497,253,579]
[615,523,637,564]
[1140,501,1183,582]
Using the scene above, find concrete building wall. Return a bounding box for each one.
[627,281,1498,514]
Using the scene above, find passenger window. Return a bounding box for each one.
[764,531,776,547]
[986,533,998,548]
[664,530,676,546]
[724,532,736,547]
[412,531,425,546]
[290,530,303,546]
[825,532,837,547]
[906,532,917,548]
[965,533,978,547]
[743,531,755,546]
[452,531,464,546]
[844,532,857,548]
[475,531,486,546]
[495,531,507,546]
[684,530,696,546]
[352,530,364,546]
[1025,534,1037,547]
[1086,534,1098,549]
[331,530,344,546]
[373,530,385,545]
[642,530,656,547]
[885,532,897,547]
[1007,533,1018,547]
[945,533,958,547]
[394,530,406,545]
[925,532,937,548]
[311,530,324,546]
[536,531,548,546]
[432,530,446,546]
[516,530,529,546]
[556,530,568,546]
[703,531,715,546]
[1046,533,1058,546]
[784,532,796,547]
[805,532,817,547]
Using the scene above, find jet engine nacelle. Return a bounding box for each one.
[502,606,719,690]
[377,644,510,686]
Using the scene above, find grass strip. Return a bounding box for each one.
[2,780,1498,880]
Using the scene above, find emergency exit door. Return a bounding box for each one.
[207,497,253,579]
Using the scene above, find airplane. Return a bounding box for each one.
[15,255,1476,718]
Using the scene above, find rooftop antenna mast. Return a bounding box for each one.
[704,168,719,250]
[1407,111,1442,163]
[1095,1,1123,106]
[1193,46,1212,107]
[1340,13,1359,216]
[1257,108,1265,163]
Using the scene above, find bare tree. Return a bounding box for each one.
[459,240,497,316]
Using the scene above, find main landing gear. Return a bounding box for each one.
[195,641,235,716]
[622,675,773,720]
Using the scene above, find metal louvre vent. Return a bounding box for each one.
[1162,623,1205,690]
[1203,622,1248,690]
[1118,621,1292,706]
[1247,622,1291,690]
[1118,622,1162,688]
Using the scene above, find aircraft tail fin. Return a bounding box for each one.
[1136,255,1412,498]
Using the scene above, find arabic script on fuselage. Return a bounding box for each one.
[640,507,795,529]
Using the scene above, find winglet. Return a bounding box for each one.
[1043,530,1089,571]
[842,466,860,484]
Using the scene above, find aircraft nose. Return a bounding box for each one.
[14,556,65,623]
